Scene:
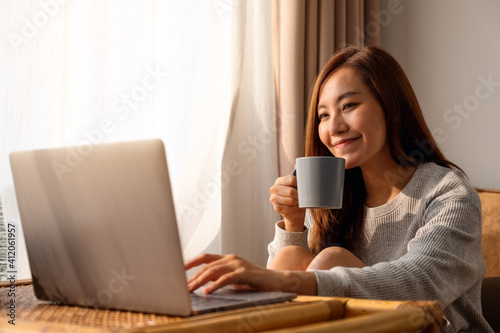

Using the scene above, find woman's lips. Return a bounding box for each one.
[333,137,360,148]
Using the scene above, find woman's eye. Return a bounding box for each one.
[318,113,328,121]
[342,103,357,111]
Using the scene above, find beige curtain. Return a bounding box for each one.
[273,0,380,176]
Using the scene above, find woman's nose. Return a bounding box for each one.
[328,114,348,136]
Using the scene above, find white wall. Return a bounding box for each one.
[380,0,500,190]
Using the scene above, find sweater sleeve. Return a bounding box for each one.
[266,220,311,268]
[314,181,485,299]
[311,178,488,331]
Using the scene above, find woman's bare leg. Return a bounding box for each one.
[306,246,365,271]
[267,246,316,271]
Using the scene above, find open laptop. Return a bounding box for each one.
[9,139,296,316]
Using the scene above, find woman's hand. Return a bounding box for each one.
[185,253,317,295]
[270,173,306,232]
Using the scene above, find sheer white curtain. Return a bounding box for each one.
[0,0,279,280]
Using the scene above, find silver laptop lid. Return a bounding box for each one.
[10,139,192,316]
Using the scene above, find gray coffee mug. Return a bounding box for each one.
[294,156,345,209]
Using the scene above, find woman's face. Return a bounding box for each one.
[317,67,391,170]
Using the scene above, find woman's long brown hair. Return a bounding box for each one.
[305,46,461,254]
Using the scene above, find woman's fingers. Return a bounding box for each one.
[270,174,306,228]
[184,253,224,270]
[199,262,270,294]
[186,255,225,285]
[272,186,299,204]
[188,261,236,292]
[185,254,273,294]
[185,253,318,295]
[202,270,246,294]
[270,174,297,193]
[270,175,300,211]
[186,254,242,291]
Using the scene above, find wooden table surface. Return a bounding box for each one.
[0,280,442,333]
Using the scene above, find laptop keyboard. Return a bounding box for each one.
[190,293,246,308]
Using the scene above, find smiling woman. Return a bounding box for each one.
[187,46,494,333]
[316,67,389,171]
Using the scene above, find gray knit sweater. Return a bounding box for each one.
[267,163,493,332]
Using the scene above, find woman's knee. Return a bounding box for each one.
[317,246,351,258]
[307,246,365,270]
[268,246,315,270]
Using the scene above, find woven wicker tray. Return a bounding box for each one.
[0,280,442,332]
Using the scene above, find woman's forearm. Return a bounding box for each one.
[276,270,317,295]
